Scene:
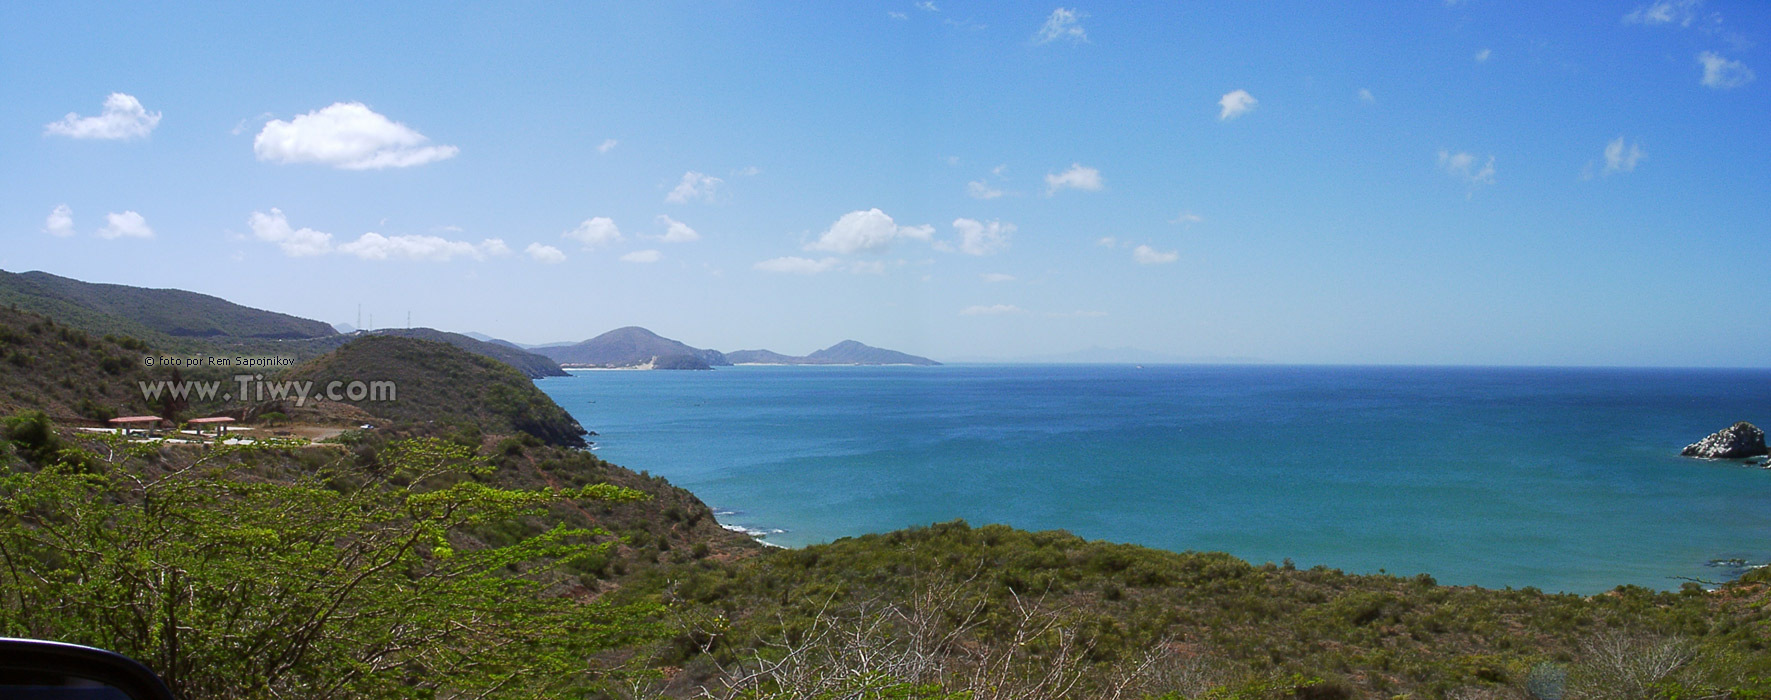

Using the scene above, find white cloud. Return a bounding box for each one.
[1475,48,1492,63]
[755,256,843,274]
[479,238,512,257]
[98,211,153,240]
[564,217,623,249]
[735,165,762,176]
[1170,211,1203,225]
[1034,8,1087,44]
[254,102,457,169]
[1096,236,1118,248]
[982,273,1016,283]
[1358,88,1376,103]
[967,179,1005,199]
[335,233,505,261]
[889,10,909,20]
[960,304,1024,316]
[1625,0,1701,26]
[43,205,74,237]
[597,139,619,153]
[1603,137,1646,174]
[805,209,933,254]
[1699,51,1755,89]
[621,249,663,263]
[44,93,161,140]
[248,208,334,256]
[1218,90,1257,121]
[525,243,566,264]
[916,1,938,11]
[1437,150,1497,190]
[951,218,1014,256]
[1132,245,1178,265]
[1044,163,1103,195]
[652,215,702,243]
[665,171,725,204]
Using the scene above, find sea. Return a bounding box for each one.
[536,364,1771,594]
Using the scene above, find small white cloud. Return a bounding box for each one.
[665,171,725,204]
[1218,90,1257,121]
[254,102,458,170]
[98,211,153,240]
[1474,48,1492,63]
[1437,150,1497,191]
[621,249,663,263]
[1034,7,1087,44]
[1170,211,1203,225]
[43,205,74,237]
[1133,245,1178,265]
[335,233,505,261]
[525,243,566,264]
[652,215,701,243]
[248,208,333,256]
[45,93,161,140]
[1044,163,1103,195]
[805,209,933,254]
[982,272,1016,283]
[1603,137,1646,175]
[1096,236,1118,248]
[479,238,512,257]
[915,1,938,11]
[889,10,909,20]
[1358,88,1376,103]
[1625,0,1701,26]
[597,139,619,153]
[1699,51,1755,89]
[951,218,1014,256]
[563,217,623,249]
[755,256,843,274]
[960,304,1024,316]
[967,179,1005,199]
[735,165,762,176]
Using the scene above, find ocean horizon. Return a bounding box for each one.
[538,363,1771,594]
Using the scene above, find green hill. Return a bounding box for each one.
[368,328,568,378]
[283,335,587,446]
[0,269,342,359]
[0,303,237,422]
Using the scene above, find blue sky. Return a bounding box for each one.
[3,1,1768,365]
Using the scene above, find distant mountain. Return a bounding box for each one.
[727,340,939,366]
[534,326,730,369]
[0,270,337,351]
[367,328,568,378]
[808,340,938,365]
[725,349,803,365]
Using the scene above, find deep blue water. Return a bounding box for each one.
[537,365,1771,593]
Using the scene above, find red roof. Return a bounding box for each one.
[109,416,165,424]
[187,417,236,424]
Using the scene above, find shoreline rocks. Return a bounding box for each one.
[1681,422,1768,459]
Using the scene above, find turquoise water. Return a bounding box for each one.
[537,365,1771,593]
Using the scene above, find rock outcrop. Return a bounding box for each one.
[1681,422,1768,459]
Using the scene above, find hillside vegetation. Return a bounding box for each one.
[367,327,569,378]
[0,269,336,348]
[283,335,589,446]
[625,521,1771,699]
[0,303,233,421]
